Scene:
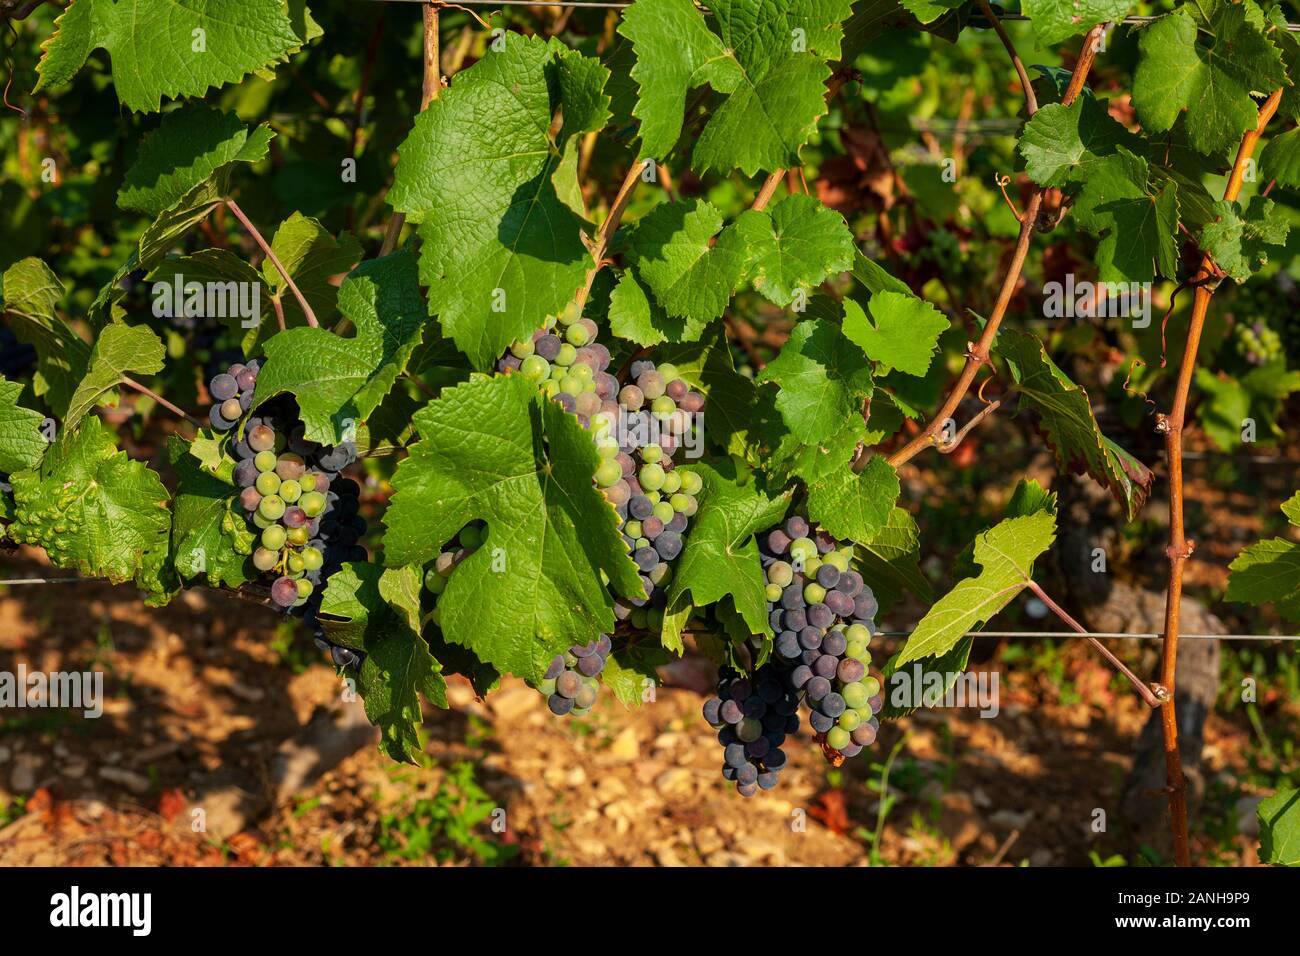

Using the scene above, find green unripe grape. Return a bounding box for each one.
[296,579,314,599]
[630,607,648,630]
[558,301,582,326]
[561,375,583,396]
[804,556,822,577]
[287,525,310,547]
[565,322,591,346]
[645,490,661,504]
[661,470,681,494]
[845,622,872,645]
[252,512,273,530]
[595,459,622,487]
[825,550,851,573]
[649,562,673,586]
[653,501,675,524]
[300,491,327,517]
[826,726,851,751]
[650,395,676,419]
[255,450,278,473]
[592,416,614,439]
[262,525,287,551]
[538,677,557,696]
[299,473,318,494]
[302,547,324,572]
[640,443,663,463]
[255,471,281,496]
[670,493,690,513]
[510,339,535,359]
[657,363,680,382]
[838,709,862,731]
[555,343,577,366]
[804,582,827,604]
[768,561,793,587]
[861,676,881,697]
[635,536,650,550]
[541,379,561,399]
[459,524,482,549]
[624,520,642,539]
[424,568,446,594]
[571,362,593,383]
[846,639,870,661]
[639,462,666,491]
[279,479,302,503]
[737,717,763,742]
[842,682,870,709]
[287,553,306,574]
[789,537,817,564]
[258,495,286,520]
[680,471,703,495]
[766,582,783,602]
[253,547,280,572]
[521,354,550,382]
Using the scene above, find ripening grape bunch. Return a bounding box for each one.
[497,304,617,432]
[703,665,799,796]
[537,635,612,717]
[603,359,705,629]
[1232,319,1284,366]
[761,515,883,758]
[209,362,368,666]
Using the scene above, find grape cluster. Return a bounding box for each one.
[604,359,705,628]
[422,521,484,628]
[761,515,882,758]
[703,665,800,796]
[1233,319,1284,366]
[497,306,617,433]
[211,363,368,667]
[537,636,612,717]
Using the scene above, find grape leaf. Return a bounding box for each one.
[1,258,90,415]
[897,0,964,25]
[554,44,613,141]
[662,462,792,653]
[1196,363,1300,450]
[1133,5,1287,157]
[382,373,643,682]
[1018,95,1141,189]
[620,0,854,175]
[624,200,750,330]
[995,328,1153,521]
[0,378,47,474]
[842,292,948,377]
[730,194,855,307]
[118,106,272,216]
[388,34,596,370]
[318,562,448,763]
[1071,148,1180,283]
[1260,127,1300,191]
[253,252,424,446]
[603,638,672,708]
[36,0,304,113]
[1022,0,1130,46]
[6,416,172,598]
[805,453,900,545]
[896,510,1057,665]
[607,270,698,346]
[1258,788,1300,866]
[757,306,874,442]
[258,213,363,331]
[857,505,932,614]
[1226,492,1300,622]
[167,436,253,589]
[1201,197,1290,283]
[63,323,166,430]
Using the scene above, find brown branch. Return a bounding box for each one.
[226,199,318,328]
[936,395,1008,455]
[977,0,1037,117]
[1026,580,1162,708]
[120,377,202,427]
[570,157,646,316]
[379,3,441,259]
[885,23,1103,470]
[1156,88,1284,868]
[752,170,785,212]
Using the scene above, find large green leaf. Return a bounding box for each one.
[842,292,948,377]
[253,252,424,446]
[895,510,1057,665]
[1018,95,1142,189]
[0,378,47,475]
[382,374,643,682]
[804,453,899,546]
[730,194,855,307]
[1,258,90,415]
[63,323,165,430]
[167,436,253,589]
[996,328,1153,521]
[1258,788,1300,866]
[1226,492,1300,623]
[1022,0,1131,46]
[1071,148,1180,284]
[1201,197,1291,283]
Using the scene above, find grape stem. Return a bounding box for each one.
[225,199,319,329]
[884,22,1104,470]
[1155,88,1284,868]
[1024,579,1162,708]
[120,376,203,427]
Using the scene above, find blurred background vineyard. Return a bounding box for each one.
[1,1,1297,866]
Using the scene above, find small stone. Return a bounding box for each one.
[654,767,694,798]
[706,850,748,867]
[565,766,587,788]
[655,845,687,867]
[98,766,151,795]
[989,808,1033,830]
[607,727,640,761]
[489,685,541,722]
[10,755,40,792]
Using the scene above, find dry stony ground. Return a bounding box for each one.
[0,544,1272,868]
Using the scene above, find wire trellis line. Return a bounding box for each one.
[369,0,1300,32]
